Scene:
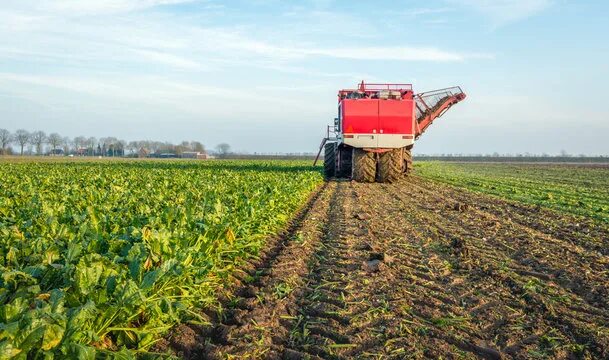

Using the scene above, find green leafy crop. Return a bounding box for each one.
[415,162,609,223]
[0,160,322,358]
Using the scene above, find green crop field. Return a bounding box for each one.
[0,160,322,358]
[416,162,609,223]
[2,159,609,359]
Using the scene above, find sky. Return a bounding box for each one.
[0,0,608,155]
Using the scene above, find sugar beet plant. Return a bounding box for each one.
[416,162,609,223]
[0,160,322,358]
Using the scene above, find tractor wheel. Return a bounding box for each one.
[378,148,403,183]
[403,149,413,174]
[352,148,376,182]
[323,142,336,179]
[337,145,353,178]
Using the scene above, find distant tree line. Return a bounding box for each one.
[0,128,234,158]
[415,154,609,163]
[6,128,602,161]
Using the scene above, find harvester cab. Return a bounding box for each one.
[314,81,466,183]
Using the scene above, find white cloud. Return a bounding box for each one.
[0,10,47,31]
[129,49,202,69]
[0,72,320,112]
[30,0,199,15]
[457,0,552,27]
[304,46,491,62]
[215,38,486,62]
[191,27,490,62]
[402,7,453,17]
[0,1,490,77]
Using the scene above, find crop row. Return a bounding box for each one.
[0,160,322,358]
[415,162,609,223]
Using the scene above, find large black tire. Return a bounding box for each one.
[337,145,352,178]
[352,148,376,182]
[323,142,336,179]
[403,149,413,174]
[378,148,402,183]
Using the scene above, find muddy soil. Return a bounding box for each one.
[158,177,609,359]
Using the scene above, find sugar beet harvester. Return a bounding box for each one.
[314,81,466,183]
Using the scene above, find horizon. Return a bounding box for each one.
[1,0,608,155]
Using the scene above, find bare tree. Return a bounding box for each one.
[14,129,30,155]
[30,130,47,155]
[215,143,231,158]
[47,133,63,150]
[150,141,163,154]
[62,136,72,154]
[102,137,118,156]
[99,137,109,156]
[87,137,97,155]
[73,136,87,153]
[127,140,139,155]
[116,140,126,156]
[174,140,188,155]
[5,129,209,158]
[191,141,205,153]
[0,129,11,154]
[136,140,147,153]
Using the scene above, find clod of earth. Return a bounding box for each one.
[453,202,470,211]
[354,212,371,220]
[362,259,382,273]
[353,227,368,236]
[355,242,373,251]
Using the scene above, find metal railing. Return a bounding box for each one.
[415,86,464,122]
[362,83,413,91]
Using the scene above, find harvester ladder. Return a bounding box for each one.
[313,125,337,166]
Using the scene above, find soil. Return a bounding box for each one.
[156,176,609,359]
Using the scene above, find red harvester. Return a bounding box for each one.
[314,81,466,182]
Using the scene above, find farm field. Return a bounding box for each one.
[1,160,609,359]
[416,162,609,223]
[0,160,322,358]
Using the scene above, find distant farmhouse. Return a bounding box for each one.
[181,151,209,159]
[49,149,64,156]
[138,147,149,158]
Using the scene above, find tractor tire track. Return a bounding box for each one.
[408,176,609,255]
[382,178,609,358]
[405,176,609,311]
[156,181,336,359]
[162,176,609,359]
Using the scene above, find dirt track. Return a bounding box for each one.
[159,177,609,359]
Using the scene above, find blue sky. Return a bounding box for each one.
[0,0,608,154]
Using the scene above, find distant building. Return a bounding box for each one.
[49,148,64,156]
[138,147,149,158]
[181,151,208,159]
